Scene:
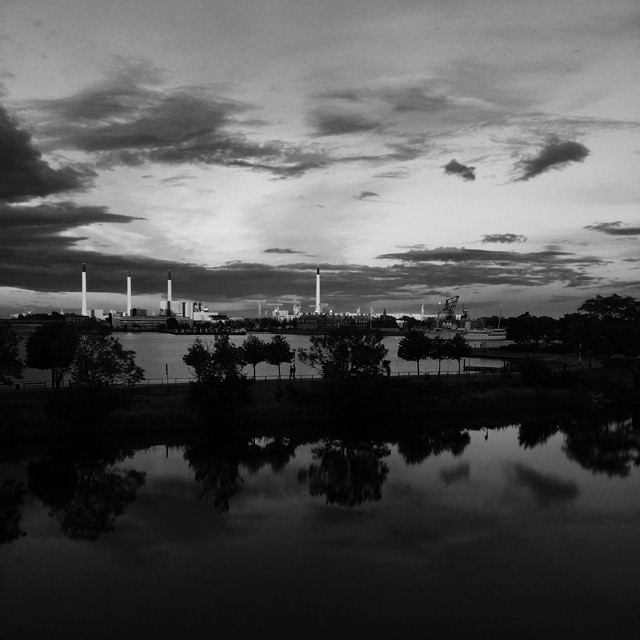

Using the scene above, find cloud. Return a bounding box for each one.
[514,136,590,181]
[443,159,475,181]
[440,462,470,485]
[509,463,579,507]
[0,104,92,202]
[263,248,304,254]
[309,108,382,136]
[375,246,604,289]
[354,191,379,201]
[23,62,330,177]
[584,221,640,236]
[482,234,527,244]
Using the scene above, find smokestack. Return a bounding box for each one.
[126,269,132,316]
[167,269,172,317]
[315,267,321,314]
[81,263,88,316]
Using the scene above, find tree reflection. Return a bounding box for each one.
[0,479,26,545]
[396,429,470,465]
[27,451,145,540]
[184,436,298,513]
[297,439,390,507]
[561,415,640,477]
[518,419,560,449]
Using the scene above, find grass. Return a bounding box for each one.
[0,367,635,443]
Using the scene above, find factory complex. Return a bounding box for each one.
[9,264,511,347]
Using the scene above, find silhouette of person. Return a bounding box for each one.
[289,363,296,379]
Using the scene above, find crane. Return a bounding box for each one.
[245,299,266,318]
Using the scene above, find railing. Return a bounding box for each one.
[2,360,598,392]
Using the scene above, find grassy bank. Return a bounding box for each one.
[1,364,636,444]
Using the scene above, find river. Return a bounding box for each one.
[1,415,638,638]
[15,332,505,386]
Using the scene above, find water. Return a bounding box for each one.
[1,415,639,638]
[15,332,504,385]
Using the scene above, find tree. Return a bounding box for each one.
[183,336,248,416]
[298,327,388,380]
[0,323,23,385]
[578,294,640,322]
[447,334,471,374]
[429,336,447,375]
[265,334,294,380]
[397,331,431,376]
[241,334,267,380]
[26,323,78,388]
[71,334,144,388]
[183,336,245,383]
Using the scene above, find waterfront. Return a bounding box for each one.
[16,332,505,386]
[1,416,638,639]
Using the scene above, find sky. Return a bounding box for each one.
[0,0,638,319]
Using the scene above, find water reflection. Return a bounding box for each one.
[27,450,145,540]
[297,439,390,507]
[396,429,470,465]
[562,414,640,477]
[0,479,26,545]
[184,436,297,513]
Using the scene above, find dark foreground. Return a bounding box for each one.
[1,413,638,640]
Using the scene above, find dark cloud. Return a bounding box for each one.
[482,234,527,244]
[23,63,330,178]
[309,108,382,136]
[509,463,579,507]
[440,462,470,485]
[318,81,451,113]
[263,248,304,254]
[355,191,379,200]
[584,221,640,236]
[515,136,590,181]
[443,159,475,181]
[375,246,604,289]
[0,104,92,202]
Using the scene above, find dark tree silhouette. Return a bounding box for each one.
[0,480,26,545]
[447,334,471,374]
[26,323,78,388]
[429,336,447,375]
[398,331,431,376]
[265,334,294,380]
[71,334,144,387]
[397,429,471,465]
[299,327,388,380]
[184,439,246,513]
[518,419,560,449]
[241,334,267,379]
[561,416,640,477]
[28,452,145,540]
[297,439,390,507]
[183,336,249,416]
[0,323,23,385]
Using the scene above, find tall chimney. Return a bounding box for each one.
[81,263,88,316]
[315,267,321,314]
[126,269,132,316]
[167,269,172,317]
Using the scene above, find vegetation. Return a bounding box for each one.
[241,334,267,379]
[71,334,145,388]
[298,327,389,380]
[0,323,22,385]
[183,336,250,417]
[265,334,295,380]
[26,323,78,388]
[398,331,431,376]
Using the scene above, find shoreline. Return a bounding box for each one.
[1,365,636,445]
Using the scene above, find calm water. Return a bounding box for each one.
[1,415,639,639]
[15,332,504,385]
